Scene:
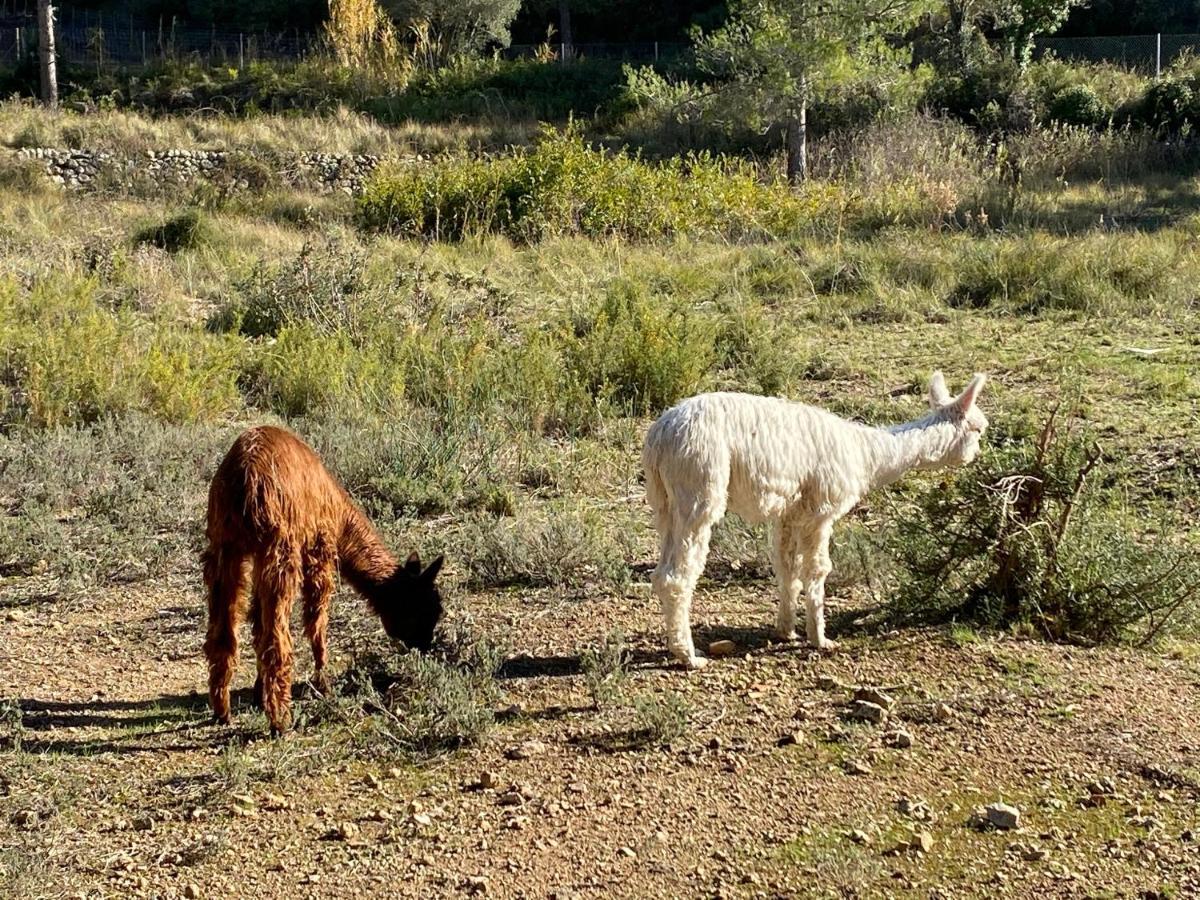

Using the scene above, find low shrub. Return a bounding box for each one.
[132,208,212,253]
[580,630,630,710]
[357,124,836,242]
[211,241,384,340]
[455,505,635,592]
[630,691,690,745]
[0,275,244,427]
[0,155,51,192]
[1134,78,1198,134]
[1047,84,1111,128]
[886,409,1200,645]
[562,279,716,415]
[0,417,229,585]
[946,233,1185,316]
[247,322,404,419]
[328,635,501,757]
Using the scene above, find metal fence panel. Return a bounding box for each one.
[1035,33,1200,73]
[0,24,1197,74]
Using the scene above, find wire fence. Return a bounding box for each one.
[502,41,687,63]
[1035,33,1200,75]
[0,19,1197,74]
[0,18,317,69]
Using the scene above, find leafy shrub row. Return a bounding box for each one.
[357,125,841,241]
[3,218,1192,433]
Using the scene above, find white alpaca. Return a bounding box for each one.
[642,372,989,669]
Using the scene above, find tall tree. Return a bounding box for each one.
[38,0,57,108]
[383,0,523,61]
[695,0,932,183]
[990,0,1088,66]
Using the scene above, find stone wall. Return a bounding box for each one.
[12,147,390,194]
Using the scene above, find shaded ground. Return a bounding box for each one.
[3,571,1200,899]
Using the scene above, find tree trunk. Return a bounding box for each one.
[38,0,57,108]
[558,0,573,57]
[785,103,807,185]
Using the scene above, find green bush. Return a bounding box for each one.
[132,208,212,253]
[946,233,1184,316]
[330,639,500,757]
[249,322,404,418]
[1047,84,1111,128]
[1026,57,1146,125]
[886,410,1200,644]
[357,124,836,242]
[211,241,380,339]
[456,505,635,591]
[0,275,243,427]
[563,279,716,415]
[1135,78,1198,134]
[580,630,630,710]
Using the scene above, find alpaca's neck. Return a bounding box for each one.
[338,508,399,600]
[865,414,956,489]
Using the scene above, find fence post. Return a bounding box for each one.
[141,30,145,65]
[1155,32,1161,78]
[37,0,57,108]
[16,27,21,59]
[654,40,658,62]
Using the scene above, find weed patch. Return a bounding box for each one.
[887,408,1200,644]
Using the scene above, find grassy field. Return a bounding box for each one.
[2,97,1200,897]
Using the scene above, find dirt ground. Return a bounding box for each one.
[3,568,1200,899]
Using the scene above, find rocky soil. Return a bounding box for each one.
[3,573,1200,898]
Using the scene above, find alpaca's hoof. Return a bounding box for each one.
[815,639,840,654]
[682,655,709,671]
[213,712,232,726]
[311,674,331,697]
[774,629,800,643]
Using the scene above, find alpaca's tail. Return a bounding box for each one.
[206,427,286,546]
[641,423,670,524]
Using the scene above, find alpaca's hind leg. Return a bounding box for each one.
[301,537,337,697]
[653,511,717,670]
[253,544,301,735]
[202,547,248,725]
[798,517,837,651]
[249,593,264,709]
[770,518,803,642]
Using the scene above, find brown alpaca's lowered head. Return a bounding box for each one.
[369,551,446,651]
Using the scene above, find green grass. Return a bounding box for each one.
[0,104,1197,644]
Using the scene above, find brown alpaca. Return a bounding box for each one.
[202,425,444,735]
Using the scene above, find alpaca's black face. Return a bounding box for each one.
[380,554,445,651]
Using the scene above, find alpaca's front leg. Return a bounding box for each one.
[799,519,838,652]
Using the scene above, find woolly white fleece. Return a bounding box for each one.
[643,372,988,668]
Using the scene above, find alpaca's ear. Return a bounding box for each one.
[404,551,422,575]
[955,373,987,410]
[928,370,952,407]
[422,555,444,583]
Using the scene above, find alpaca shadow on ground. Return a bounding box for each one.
[10,684,308,756]
[18,693,209,730]
[13,692,226,757]
[567,728,676,755]
[691,603,888,657]
[0,587,70,610]
[496,645,670,680]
